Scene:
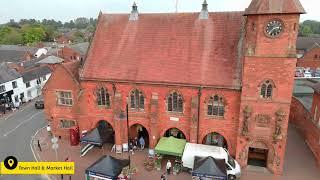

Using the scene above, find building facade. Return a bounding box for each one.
[290,81,320,167]
[43,0,305,174]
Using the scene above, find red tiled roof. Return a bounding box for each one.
[82,12,244,88]
[244,0,305,15]
[63,61,80,82]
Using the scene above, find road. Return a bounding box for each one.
[0,101,48,180]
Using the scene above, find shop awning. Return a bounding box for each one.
[80,128,103,146]
[85,155,129,179]
[155,136,186,157]
[192,156,227,179]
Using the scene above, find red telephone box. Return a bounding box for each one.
[69,127,80,146]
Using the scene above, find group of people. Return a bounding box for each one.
[128,136,145,154]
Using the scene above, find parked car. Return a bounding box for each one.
[304,69,312,78]
[315,68,320,77]
[35,100,44,109]
[295,69,304,77]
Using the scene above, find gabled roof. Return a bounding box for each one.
[37,56,64,64]
[22,66,52,83]
[0,63,21,84]
[82,12,244,89]
[67,42,89,55]
[244,0,305,15]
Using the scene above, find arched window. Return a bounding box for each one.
[167,92,183,112]
[260,80,274,99]
[130,89,144,109]
[207,95,225,117]
[97,87,110,107]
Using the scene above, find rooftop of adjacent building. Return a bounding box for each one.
[293,79,320,111]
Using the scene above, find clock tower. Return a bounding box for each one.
[236,0,305,174]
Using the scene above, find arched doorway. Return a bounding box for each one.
[202,132,228,149]
[164,128,186,139]
[247,141,269,167]
[129,124,149,147]
[97,120,115,144]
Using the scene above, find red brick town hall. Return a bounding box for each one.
[43,0,305,174]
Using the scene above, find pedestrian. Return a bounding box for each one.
[47,124,52,137]
[37,140,42,152]
[166,160,172,175]
[129,140,134,155]
[139,136,145,150]
[133,137,138,150]
[161,173,166,180]
[65,157,71,180]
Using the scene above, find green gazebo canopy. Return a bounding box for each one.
[155,136,187,157]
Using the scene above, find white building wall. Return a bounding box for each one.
[0,77,25,104]
[24,73,52,101]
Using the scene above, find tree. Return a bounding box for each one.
[300,25,313,37]
[21,25,46,45]
[75,17,89,29]
[72,31,85,43]
[0,26,23,44]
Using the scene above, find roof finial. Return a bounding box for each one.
[199,0,209,20]
[129,2,139,21]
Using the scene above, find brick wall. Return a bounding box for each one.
[290,96,320,167]
[57,47,84,62]
[297,47,320,70]
[44,76,241,156]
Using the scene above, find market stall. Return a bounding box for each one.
[85,155,130,180]
[192,156,227,180]
[80,128,104,156]
[154,136,186,174]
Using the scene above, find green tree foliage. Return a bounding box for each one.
[299,20,320,37]
[21,25,46,45]
[0,17,98,45]
[0,26,23,44]
[71,31,85,43]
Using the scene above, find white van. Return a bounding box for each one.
[182,143,241,180]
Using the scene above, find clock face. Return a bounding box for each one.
[265,20,284,38]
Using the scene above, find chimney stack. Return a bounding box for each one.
[129,2,139,21]
[199,0,209,20]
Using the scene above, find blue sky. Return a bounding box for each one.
[0,0,318,24]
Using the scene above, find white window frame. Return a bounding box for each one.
[56,91,73,106]
[59,119,76,129]
[0,85,6,93]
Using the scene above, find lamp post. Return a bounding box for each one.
[119,100,130,170]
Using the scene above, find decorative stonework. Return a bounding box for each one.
[276,156,281,166]
[255,114,271,127]
[246,44,255,56]
[238,147,248,162]
[242,105,252,136]
[273,108,286,143]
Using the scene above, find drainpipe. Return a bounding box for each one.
[197,86,202,144]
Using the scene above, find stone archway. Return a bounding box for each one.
[202,132,228,149]
[96,120,115,144]
[163,128,186,139]
[129,123,150,147]
[247,140,275,169]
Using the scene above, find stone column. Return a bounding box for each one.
[190,96,199,143]
[113,92,123,152]
[149,93,159,149]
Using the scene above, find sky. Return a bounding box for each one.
[0,0,318,24]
